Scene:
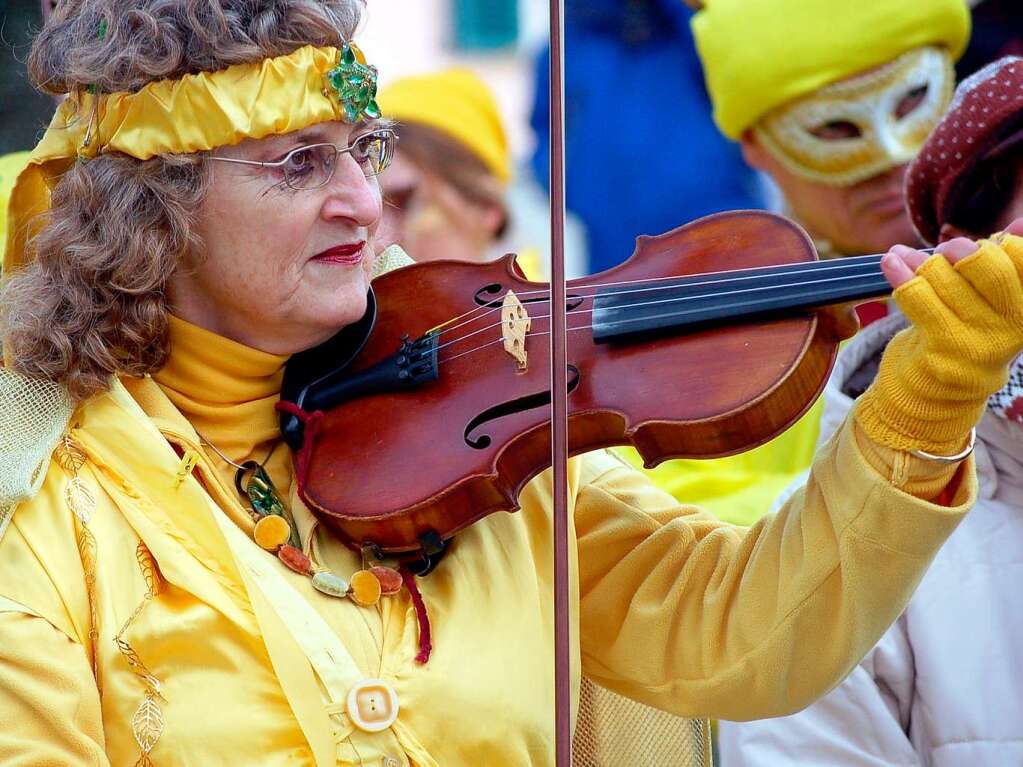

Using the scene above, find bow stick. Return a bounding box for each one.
[547,0,572,763]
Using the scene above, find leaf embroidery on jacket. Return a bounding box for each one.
[58,436,101,691]
[131,691,165,760]
[114,541,166,766]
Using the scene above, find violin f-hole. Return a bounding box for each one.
[463,365,581,449]
[474,283,505,307]
[474,283,586,311]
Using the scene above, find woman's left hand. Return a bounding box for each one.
[854,218,1023,454]
[880,218,1023,287]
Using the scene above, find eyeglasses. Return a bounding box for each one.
[209,128,396,190]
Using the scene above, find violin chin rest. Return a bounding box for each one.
[279,288,378,448]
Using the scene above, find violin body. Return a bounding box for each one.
[291,211,860,554]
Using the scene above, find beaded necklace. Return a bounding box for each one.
[198,435,404,606]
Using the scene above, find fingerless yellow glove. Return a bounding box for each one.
[855,234,1023,454]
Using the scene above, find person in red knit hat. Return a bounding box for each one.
[908,56,1023,247]
[718,56,1023,766]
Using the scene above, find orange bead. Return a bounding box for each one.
[278,545,313,576]
[370,566,403,596]
[253,515,291,550]
[349,569,382,606]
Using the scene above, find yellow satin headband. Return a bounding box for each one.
[4,43,378,275]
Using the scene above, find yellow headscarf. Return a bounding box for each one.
[377,69,511,184]
[691,0,971,139]
[4,43,377,276]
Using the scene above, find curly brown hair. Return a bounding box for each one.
[1,0,362,400]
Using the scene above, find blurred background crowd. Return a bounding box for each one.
[4,0,1021,278]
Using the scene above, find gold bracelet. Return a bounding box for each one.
[909,428,976,464]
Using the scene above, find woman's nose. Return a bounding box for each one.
[321,156,382,228]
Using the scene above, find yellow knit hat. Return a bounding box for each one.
[692,0,971,139]
[378,69,511,183]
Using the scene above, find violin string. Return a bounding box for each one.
[439,297,825,366]
[431,268,891,357]
[494,249,913,302]
[426,248,933,346]
[427,258,877,347]
[431,244,944,364]
[440,329,569,366]
[426,253,887,340]
[432,252,913,363]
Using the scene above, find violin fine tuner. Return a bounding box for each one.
[302,331,438,414]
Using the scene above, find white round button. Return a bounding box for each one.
[347,678,399,732]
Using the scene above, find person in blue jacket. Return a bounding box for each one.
[530,0,763,274]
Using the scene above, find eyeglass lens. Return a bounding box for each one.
[284,131,395,190]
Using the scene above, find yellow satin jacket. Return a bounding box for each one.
[0,371,971,765]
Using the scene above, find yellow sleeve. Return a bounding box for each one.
[0,456,95,647]
[575,413,973,722]
[0,608,109,765]
[617,397,824,526]
[0,454,107,763]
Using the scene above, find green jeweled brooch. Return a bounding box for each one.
[237,461,301,549]
[325,42,382,124]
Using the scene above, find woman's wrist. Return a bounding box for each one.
[853,421,966,501]
[853,325,993,454]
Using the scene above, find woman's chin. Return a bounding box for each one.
[318,287,370,331]
[278,276,371,351]
[292,312,366,352]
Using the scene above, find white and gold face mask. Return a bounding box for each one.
[753,46,955,186]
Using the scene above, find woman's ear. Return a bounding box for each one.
[739,130,772,172]
[938,222,976,243]
[480,202,507,240]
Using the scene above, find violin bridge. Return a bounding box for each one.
[501,290,531,371]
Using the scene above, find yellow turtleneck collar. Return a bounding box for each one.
[153,314,293,502]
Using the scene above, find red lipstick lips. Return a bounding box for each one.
[313,241,365,264]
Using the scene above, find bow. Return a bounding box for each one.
[546,0,572,763]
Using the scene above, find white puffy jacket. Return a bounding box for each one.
[718,313,1023,767]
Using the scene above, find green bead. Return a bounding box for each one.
[242,466,300,549]
[245,467,287,518]
[312,571,350,598]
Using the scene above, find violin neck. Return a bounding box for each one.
[591,255,888,343]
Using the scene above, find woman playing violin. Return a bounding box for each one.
[1,1,1022,765]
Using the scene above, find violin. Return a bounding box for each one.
[279,209,886,560]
